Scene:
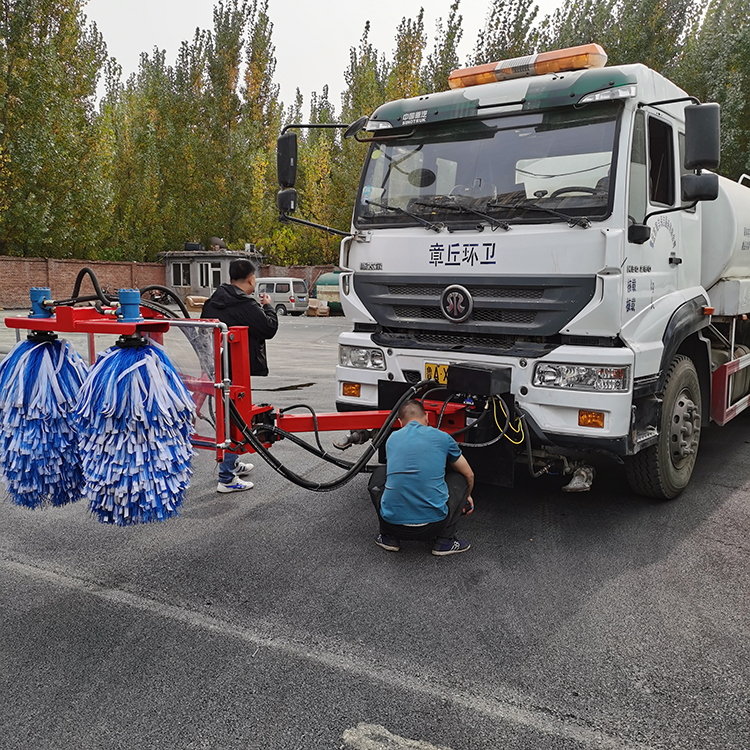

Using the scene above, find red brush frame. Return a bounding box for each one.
[5,305,466,463]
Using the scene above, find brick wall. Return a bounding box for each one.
[259,264,336,289]
[0,258,165,309]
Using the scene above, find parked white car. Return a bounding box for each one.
[254,277,309,316]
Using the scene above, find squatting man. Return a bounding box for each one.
[368,399,475,556]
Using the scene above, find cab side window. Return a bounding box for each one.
[648,116,675,206]
[258,283,273,294]
[628,110,647,223]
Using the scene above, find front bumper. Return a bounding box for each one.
[335,332,635,447]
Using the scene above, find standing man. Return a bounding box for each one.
[201,258,278,493]
[368,399,475,556]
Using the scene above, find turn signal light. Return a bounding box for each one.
[448,43,607,89]
[342,382,361,397]
[578,410,605,428]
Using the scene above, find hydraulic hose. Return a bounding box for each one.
[278,403,328,454]
[139,285,191,318]
[228,379,436,492]
[455,396,512,448]
[55,267,115,306]
[245,423,356,471]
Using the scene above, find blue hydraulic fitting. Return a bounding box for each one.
[29,287,52,318]
[117,289,143,322]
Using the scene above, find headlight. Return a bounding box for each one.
[339,345,386,370]
[533,363,630,391]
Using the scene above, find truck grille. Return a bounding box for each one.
[388,284,544,300]
[374,328,560,357]
[356,273,596,353]
[393,305,536,324]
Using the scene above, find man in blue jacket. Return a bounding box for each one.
[202,258,278,493]
[368,399,474,556]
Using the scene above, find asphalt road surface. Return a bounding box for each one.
[0,313,748,750]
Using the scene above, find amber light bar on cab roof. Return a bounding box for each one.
[448,43,608,89]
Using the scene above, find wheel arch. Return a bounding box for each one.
[657,296,711,407]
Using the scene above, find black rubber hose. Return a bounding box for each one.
[248,423,355,470]
[228,379,434,491]
[65,267,113,305]
[138,298,179,319]
[522,414,549,478]
[456,396,512,448]
[278,403,327,454]
[139,285,191,318]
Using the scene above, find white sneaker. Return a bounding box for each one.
[233,461,255,478]
[217,478,254,493]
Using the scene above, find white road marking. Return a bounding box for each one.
[2,556,657,750]
[342,723,453,749]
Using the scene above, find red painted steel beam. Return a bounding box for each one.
[276,410,392,433]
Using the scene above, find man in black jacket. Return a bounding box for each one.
[201,258,278,492]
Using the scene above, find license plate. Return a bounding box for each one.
[425,362,449,385]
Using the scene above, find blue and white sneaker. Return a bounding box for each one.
[217,478,254,493]
[375,534,400,552]
[233,461,255,478]
[431,537,470,556]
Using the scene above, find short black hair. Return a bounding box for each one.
[399,399,427,423]
[229,259,256,281]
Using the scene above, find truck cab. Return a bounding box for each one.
[280,44,736,499]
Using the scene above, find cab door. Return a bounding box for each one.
[625,109,681,319]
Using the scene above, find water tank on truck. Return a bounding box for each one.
[700,176,750,289]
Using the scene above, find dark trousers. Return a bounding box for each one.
[367,465,469,541]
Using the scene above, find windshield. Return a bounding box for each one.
[355,101,622,229]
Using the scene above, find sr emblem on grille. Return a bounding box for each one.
[440,284,473,323]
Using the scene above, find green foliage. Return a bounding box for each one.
[423,0,464,93]
[541,0,702,75]
[3,0,750,263]
[473,0,540,64]
[0,0,107,257]
[384,11,427,102]
[676,0,750,179]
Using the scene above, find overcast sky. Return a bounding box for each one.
[84,0,556,110]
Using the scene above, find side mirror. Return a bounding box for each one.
[343,116,369,140]
[628,224,651,245]
[682,172,719,202]
[277,132,298,188]
[277,188,297,214]
[684,103,720,171]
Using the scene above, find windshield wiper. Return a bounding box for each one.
[365,199,442,232]
[416,198,511,232]
[489,200,591,229]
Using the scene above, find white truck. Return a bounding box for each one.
[276,43,750,499]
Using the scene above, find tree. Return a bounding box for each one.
[677,0,750,179]
[422,0,464,93]
[473,0,540,64]
[540,0,702,74]
[0,0,107,257]
[384,10,427,102]
[240,0,284,253]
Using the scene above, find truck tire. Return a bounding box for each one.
[275,304,287,316]
[625,355,701,500]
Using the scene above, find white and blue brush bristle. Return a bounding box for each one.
[0,338,89,508]
[76,343,195,525]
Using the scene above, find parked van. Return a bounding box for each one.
[254,277,309,316]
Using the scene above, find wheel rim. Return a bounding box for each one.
[669,387,701,469]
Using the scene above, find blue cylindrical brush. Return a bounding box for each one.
[0,334,89,508]
[75,339,196,525]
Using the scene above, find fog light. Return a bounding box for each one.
[578,410,605,428]
[343,382,361,397]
